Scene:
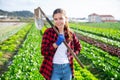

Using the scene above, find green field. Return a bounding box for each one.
[0,22,120,80]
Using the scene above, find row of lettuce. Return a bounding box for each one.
[70,22,120,48]
[0,23,31,69]
[79,40,120,80]
[0,23,98,80]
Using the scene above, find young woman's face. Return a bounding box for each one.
[53,13,66,29]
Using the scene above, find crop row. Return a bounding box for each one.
[73,29,120,48]
[0,23,43,79]
[70,23,120,42]
[79,40,120,79]
[0,23,31,69]
[78,22,120,30]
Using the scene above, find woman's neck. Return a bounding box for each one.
[59,29,64,34]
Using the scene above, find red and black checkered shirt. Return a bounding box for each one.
[40,27,82,80]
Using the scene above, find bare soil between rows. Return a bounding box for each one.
[76,33,120,57]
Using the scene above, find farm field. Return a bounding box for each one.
[0,22,27,42]
[0,22,32,74]
[0,22,120,80]
[70,22,120,56]
[70,22,120,47]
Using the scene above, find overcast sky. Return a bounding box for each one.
[0,0,120,20]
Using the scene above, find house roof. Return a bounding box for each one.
[88,13,114,18]
[88,13,99,16]
[99,15,113,17]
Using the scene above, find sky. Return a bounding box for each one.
[0,0,120,20]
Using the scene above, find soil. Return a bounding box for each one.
[76,33,120,57]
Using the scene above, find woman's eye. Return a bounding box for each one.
[54,18,57,20]
[60,17,63,20]
[54,17,64,21]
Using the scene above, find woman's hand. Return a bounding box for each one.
[56,34,65,46]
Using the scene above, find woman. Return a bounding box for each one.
[40,8,82,80]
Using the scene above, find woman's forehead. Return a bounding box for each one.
[53,13,65,18]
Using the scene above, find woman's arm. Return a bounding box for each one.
[41,28,56,57]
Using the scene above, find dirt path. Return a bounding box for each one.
[76,33,120,57]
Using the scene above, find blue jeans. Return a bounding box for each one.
[51,63,72,80]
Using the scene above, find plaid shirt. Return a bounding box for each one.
[40,27,81,80]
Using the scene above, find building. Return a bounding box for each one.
[69,17,88,22]
[0,15,20,21]
[0,15,7,19]
[88,13,117,22]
